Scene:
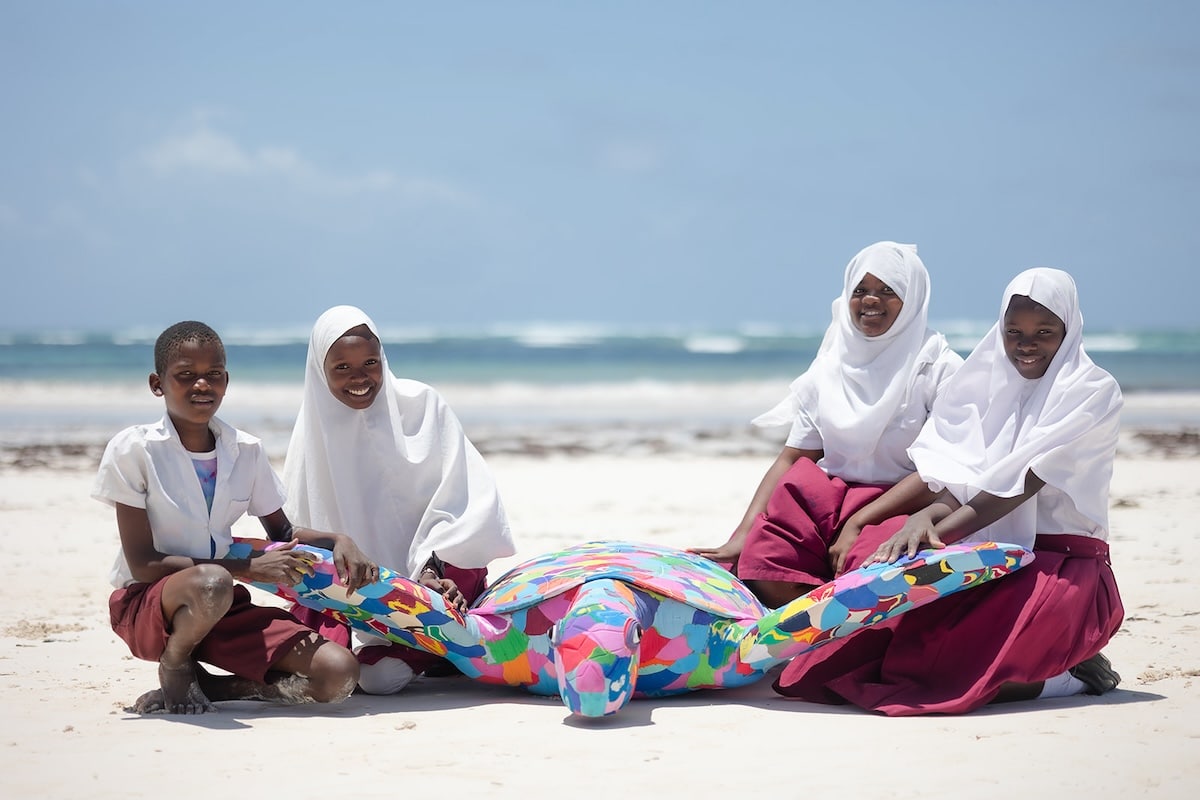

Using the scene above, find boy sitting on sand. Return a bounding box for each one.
[93,321,379,714]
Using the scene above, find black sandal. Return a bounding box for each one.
[1069,652,1121,695]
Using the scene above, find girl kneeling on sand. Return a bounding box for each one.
[284,305,515,695]
[692,241,962,607]
[773,267,1124,714]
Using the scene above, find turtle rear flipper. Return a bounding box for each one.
[738,542,1034,669]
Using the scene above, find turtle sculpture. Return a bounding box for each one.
[230,538,1032,717]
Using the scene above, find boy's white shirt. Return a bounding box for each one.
[92,414,285,588]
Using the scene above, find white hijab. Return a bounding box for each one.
[283,305,514,578]
[754,241,952,478]
[908,268,1122,539]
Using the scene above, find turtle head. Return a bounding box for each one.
[550,580,644,717]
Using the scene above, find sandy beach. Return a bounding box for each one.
[1,422,1198,799]
[7,1,1200,795]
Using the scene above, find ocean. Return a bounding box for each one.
[2,324,1198,461]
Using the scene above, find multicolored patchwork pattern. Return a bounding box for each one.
[740,541,1033,668]
[229,538,1032,716]
[479,540,763,617]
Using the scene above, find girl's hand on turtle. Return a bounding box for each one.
[440,579,467,613]
[419,574,468,613]
[332,536,377,592]
[865,516,944,565]
[688,529,746,564]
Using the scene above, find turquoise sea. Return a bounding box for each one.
[2,324,1197,459]
[5,323,1200,388]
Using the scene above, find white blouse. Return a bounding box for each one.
[786,349,962,484]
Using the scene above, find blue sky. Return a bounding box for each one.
[2,1,1196,334]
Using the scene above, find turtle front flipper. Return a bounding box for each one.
[228,537,493,675]
[551,579,650,717]
[737,541,1034,670]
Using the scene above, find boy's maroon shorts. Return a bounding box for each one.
[110,581,315,683]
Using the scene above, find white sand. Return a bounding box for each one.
[1,448,1198,799]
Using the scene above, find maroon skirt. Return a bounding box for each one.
[773,527,1125,716]
[736,457,892,586]
[290,562,488,673]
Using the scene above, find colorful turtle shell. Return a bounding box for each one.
[479,541,762,617]
[229,538,1032,717]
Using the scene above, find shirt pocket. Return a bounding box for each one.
[222,496,252,527]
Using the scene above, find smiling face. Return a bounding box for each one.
[149,338,228,440]
[1003,295,1066,379]
[323,325,385,409]
[849,272,904,337]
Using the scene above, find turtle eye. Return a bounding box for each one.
[624,621,643,649]
[548,625,558,647]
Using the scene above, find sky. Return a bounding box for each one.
[1,1,1197,335]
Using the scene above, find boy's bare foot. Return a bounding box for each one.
[160,661,218,713]
[130,688,167,713]
[129,661,217,714]
[193,662,314,705]
[192,663,268,702]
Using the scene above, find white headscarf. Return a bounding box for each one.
[283,306,514,578]
[754,241,953,478]
[908,268,1122,540]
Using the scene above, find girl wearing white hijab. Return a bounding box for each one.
[774,268,1124,715]
[284,305,515,694]
[692,242,962,607]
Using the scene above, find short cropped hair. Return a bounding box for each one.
[154,321,225,375]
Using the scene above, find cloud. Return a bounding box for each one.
[143,128,262,175]
[139,125,477,206]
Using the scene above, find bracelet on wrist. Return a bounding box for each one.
[421,552,445,579]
